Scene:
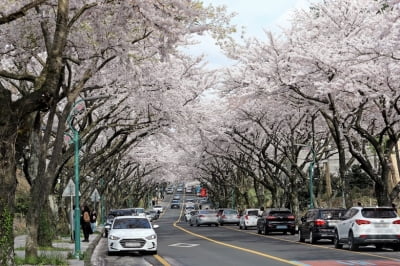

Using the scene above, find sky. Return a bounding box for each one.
[188,0,319,69]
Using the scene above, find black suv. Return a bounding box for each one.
[298,208,346,244]
[256,208,296,235]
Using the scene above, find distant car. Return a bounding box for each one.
[166,187,174,194]
[170,200,180,209]
[173,195,180,200]
[131,207,146,217]
[176,187,183,193]
[256,208,296,235]
[298,208,346,243]
[185,187,193,193]
[239,208,259,230]
[185,209,196,222]
[107,216,158,255]
[153,205,164,213]
[334,206,400,251]
[190,209,219,227]
[217,208,240,226]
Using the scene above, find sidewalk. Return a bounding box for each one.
[14,226,103,266]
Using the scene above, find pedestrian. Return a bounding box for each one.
[258,206,265,217]
[81,205,92,242]
[357,202,362,207]
[90,210,97,233]
[392,203,398,214]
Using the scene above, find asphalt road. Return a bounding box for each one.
[91,195,400,266]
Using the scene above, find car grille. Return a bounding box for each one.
[120,238,146,248]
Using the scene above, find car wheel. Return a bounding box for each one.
[263,226,269,235]
[257,226,262,234]
[348,232,358,251]
[375,244,383,251]
[220,223,224,226]
[333,231,343,249]
[290,230,296,235]
[309,231,316,244]
[298,231,305,242]
[392,244,400,251]
[215,224,219,227]
[244,225,247,230]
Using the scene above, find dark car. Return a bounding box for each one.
[170,199,180,209]
[298,208,346,244]
[256,208,296,235]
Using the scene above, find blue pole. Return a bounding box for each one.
[309,148,315,209]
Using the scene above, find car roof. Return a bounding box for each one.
[113,215,148,220]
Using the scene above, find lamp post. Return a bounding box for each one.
[296,144,316,209]
[66,95,108,258]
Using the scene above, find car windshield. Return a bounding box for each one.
[113,218,151,229]
[172,200,180,203]
[361,208,397,218]
[199,210,217,214]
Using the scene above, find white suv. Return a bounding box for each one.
[239,208,259,230]
[334,206,400,251]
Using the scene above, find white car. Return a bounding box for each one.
[239,208,260,230]
[153,205,164,213]
[107,216,159,255]
[334,206,400,251]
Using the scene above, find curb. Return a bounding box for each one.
[83,229,103,266]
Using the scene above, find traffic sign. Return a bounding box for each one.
[62,179,77,197]
[91,188,100,202]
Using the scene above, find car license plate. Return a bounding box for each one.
[276,225,287,229]
[125,242,141,248]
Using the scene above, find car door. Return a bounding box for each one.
[338,208,358,238]
[304,210,314,236]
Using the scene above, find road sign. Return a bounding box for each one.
[91,188,100,202]
[62,179,77,197]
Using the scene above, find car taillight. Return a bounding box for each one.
[245,215,249,220]
[393,220,400,224]
[199,215,205,218]
[266,215,276,220]
[314,219,326,226]
[355,219,371,225]
[222,215,226,218]
[288,215,295,220]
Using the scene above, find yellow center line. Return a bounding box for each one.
[172,208,300,266]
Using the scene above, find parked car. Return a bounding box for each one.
[153,205,164,213]
[131,207,146,217]
[239,208,259,230]
[166,187,174,194]
[107,216,159,255]
[190,209,219,227]
[334,206,400,251]
[257,208,296,235]
[173,195,181,200]
[170,199,181,209]
[185,209,196,222]
[298,208,346,243]
[217,208,240,226]
[176,187,184,193]
[145,210,159,222]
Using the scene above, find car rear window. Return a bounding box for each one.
[269,211,292,216]
[224,209,237,215]
[320,210,346,220]
[361,208,397,218]
[248,210,259,216]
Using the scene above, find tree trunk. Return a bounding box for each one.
[0,90,18,265]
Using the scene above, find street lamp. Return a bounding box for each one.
[66,95,108,258]
[296,144,316,209]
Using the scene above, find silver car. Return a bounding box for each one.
[217,208,240,226]
[190,209,219,227]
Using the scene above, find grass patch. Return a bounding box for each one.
[15,253,68,265]
[15,246,70,251]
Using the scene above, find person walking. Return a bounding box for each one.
[81,205,92,242]
[90,210,97,233]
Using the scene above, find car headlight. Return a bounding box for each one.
[109,235,120,240]
[146,234,157,240]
